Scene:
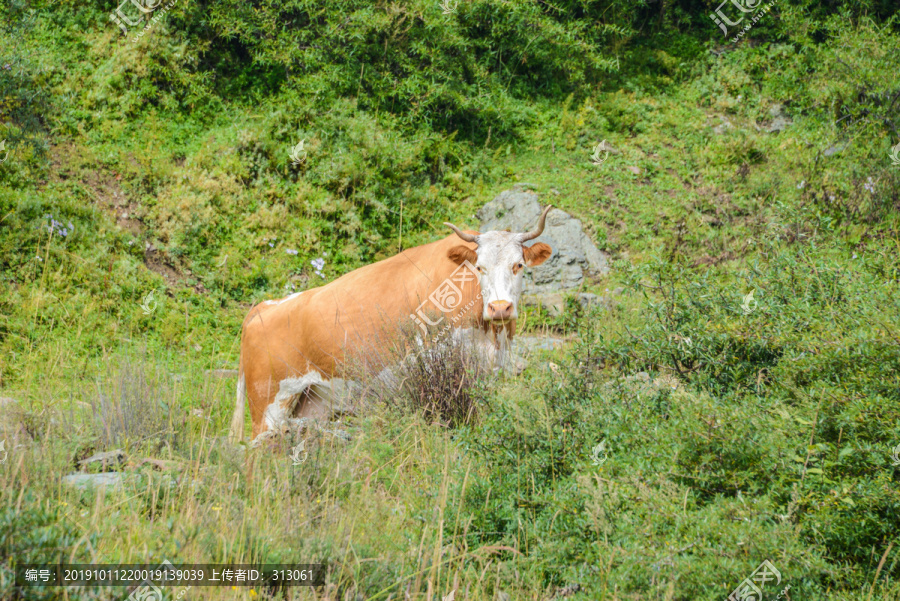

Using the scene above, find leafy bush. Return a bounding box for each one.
[455,229,900,597]
[0,503,88,600]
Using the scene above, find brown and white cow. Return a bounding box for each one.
[229,205,553,443]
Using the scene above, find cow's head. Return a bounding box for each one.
[444,205,553,324]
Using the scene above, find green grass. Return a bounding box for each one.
[1,1,900,599]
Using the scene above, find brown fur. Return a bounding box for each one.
[236,232,486,439]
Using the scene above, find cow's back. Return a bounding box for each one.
[238,234,481,430]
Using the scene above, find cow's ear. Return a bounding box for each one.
[448,245,477,266]
[523,242,552,267]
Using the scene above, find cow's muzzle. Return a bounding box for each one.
[487,300,514,321]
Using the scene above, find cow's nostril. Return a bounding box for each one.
[488,301,513,317]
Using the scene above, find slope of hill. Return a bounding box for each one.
[1,1,899,599]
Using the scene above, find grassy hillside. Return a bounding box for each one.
[1,0,899,599]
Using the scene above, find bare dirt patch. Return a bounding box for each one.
[45,143,192,287]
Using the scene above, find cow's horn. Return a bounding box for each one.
[519,205,553,242]
[444,222,479,243]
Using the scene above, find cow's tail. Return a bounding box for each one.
[229,361,246,445]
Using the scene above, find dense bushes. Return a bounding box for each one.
[457,230,899,596]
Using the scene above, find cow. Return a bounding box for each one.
[229,205,554,444]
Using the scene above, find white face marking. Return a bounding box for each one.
[472,231,528,321]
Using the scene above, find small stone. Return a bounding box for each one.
[78,449,126,471]
[522,293,565,316]
[555,584,581,598]
[765,103,792,133]
[62,472,126,491]
[132,458,182,471]
[626,166,642,175]
[577,292,601,309]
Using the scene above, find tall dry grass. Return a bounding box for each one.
[0,342,514,600]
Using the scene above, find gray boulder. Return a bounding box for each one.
[62,472,128,491]
[477,187,609,296]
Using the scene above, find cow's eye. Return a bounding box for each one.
[516,263,524,270]
[477,265,486,274]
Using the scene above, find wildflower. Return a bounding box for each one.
[46,216,72,238]
[286,249,298,255]
[864,177,875,193]
[311,257,325,278]
[797,180,805,189]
